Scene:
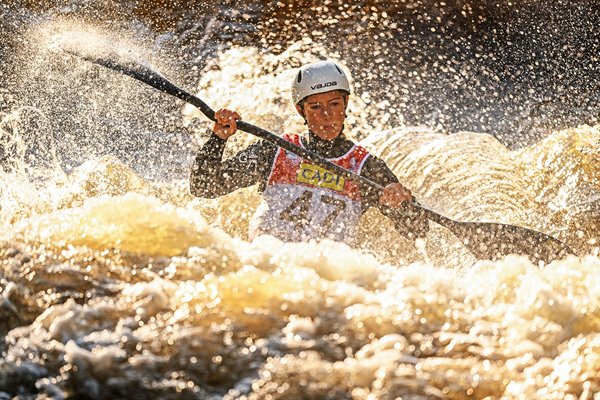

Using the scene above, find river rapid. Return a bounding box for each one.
[1,1,600,399]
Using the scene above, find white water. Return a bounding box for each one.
[1,18,599,400]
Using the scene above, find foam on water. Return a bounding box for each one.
[2,220,600,398]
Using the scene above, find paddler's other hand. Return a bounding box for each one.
[213,109,241,140]
[379,183,414,208]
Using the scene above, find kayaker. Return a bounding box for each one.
[190,60,428,243]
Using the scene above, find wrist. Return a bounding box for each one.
[209,130,229,142]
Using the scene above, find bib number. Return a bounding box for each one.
[279,191,347,233]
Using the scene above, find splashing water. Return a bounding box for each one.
[0,6,600,400]
[49,30,151,69]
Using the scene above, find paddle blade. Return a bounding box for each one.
[51,32,175,93]
[392,203,573,263]
[79,55,185,99]
[437,218,573,263]
[50,32,159,79]
[49,31,215,118]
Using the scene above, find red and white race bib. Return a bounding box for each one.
[249,134,370,243]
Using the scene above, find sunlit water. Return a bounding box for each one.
[1,12,600,400]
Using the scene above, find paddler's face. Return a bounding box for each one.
[296,90,348,140]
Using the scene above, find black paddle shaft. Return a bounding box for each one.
[84,56,573,262]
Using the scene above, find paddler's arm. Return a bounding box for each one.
[360,156,429,239]
[190,109,277,198]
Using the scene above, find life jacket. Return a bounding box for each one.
[249,134,371,244]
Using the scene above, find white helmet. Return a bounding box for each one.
[291,61,351,104]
